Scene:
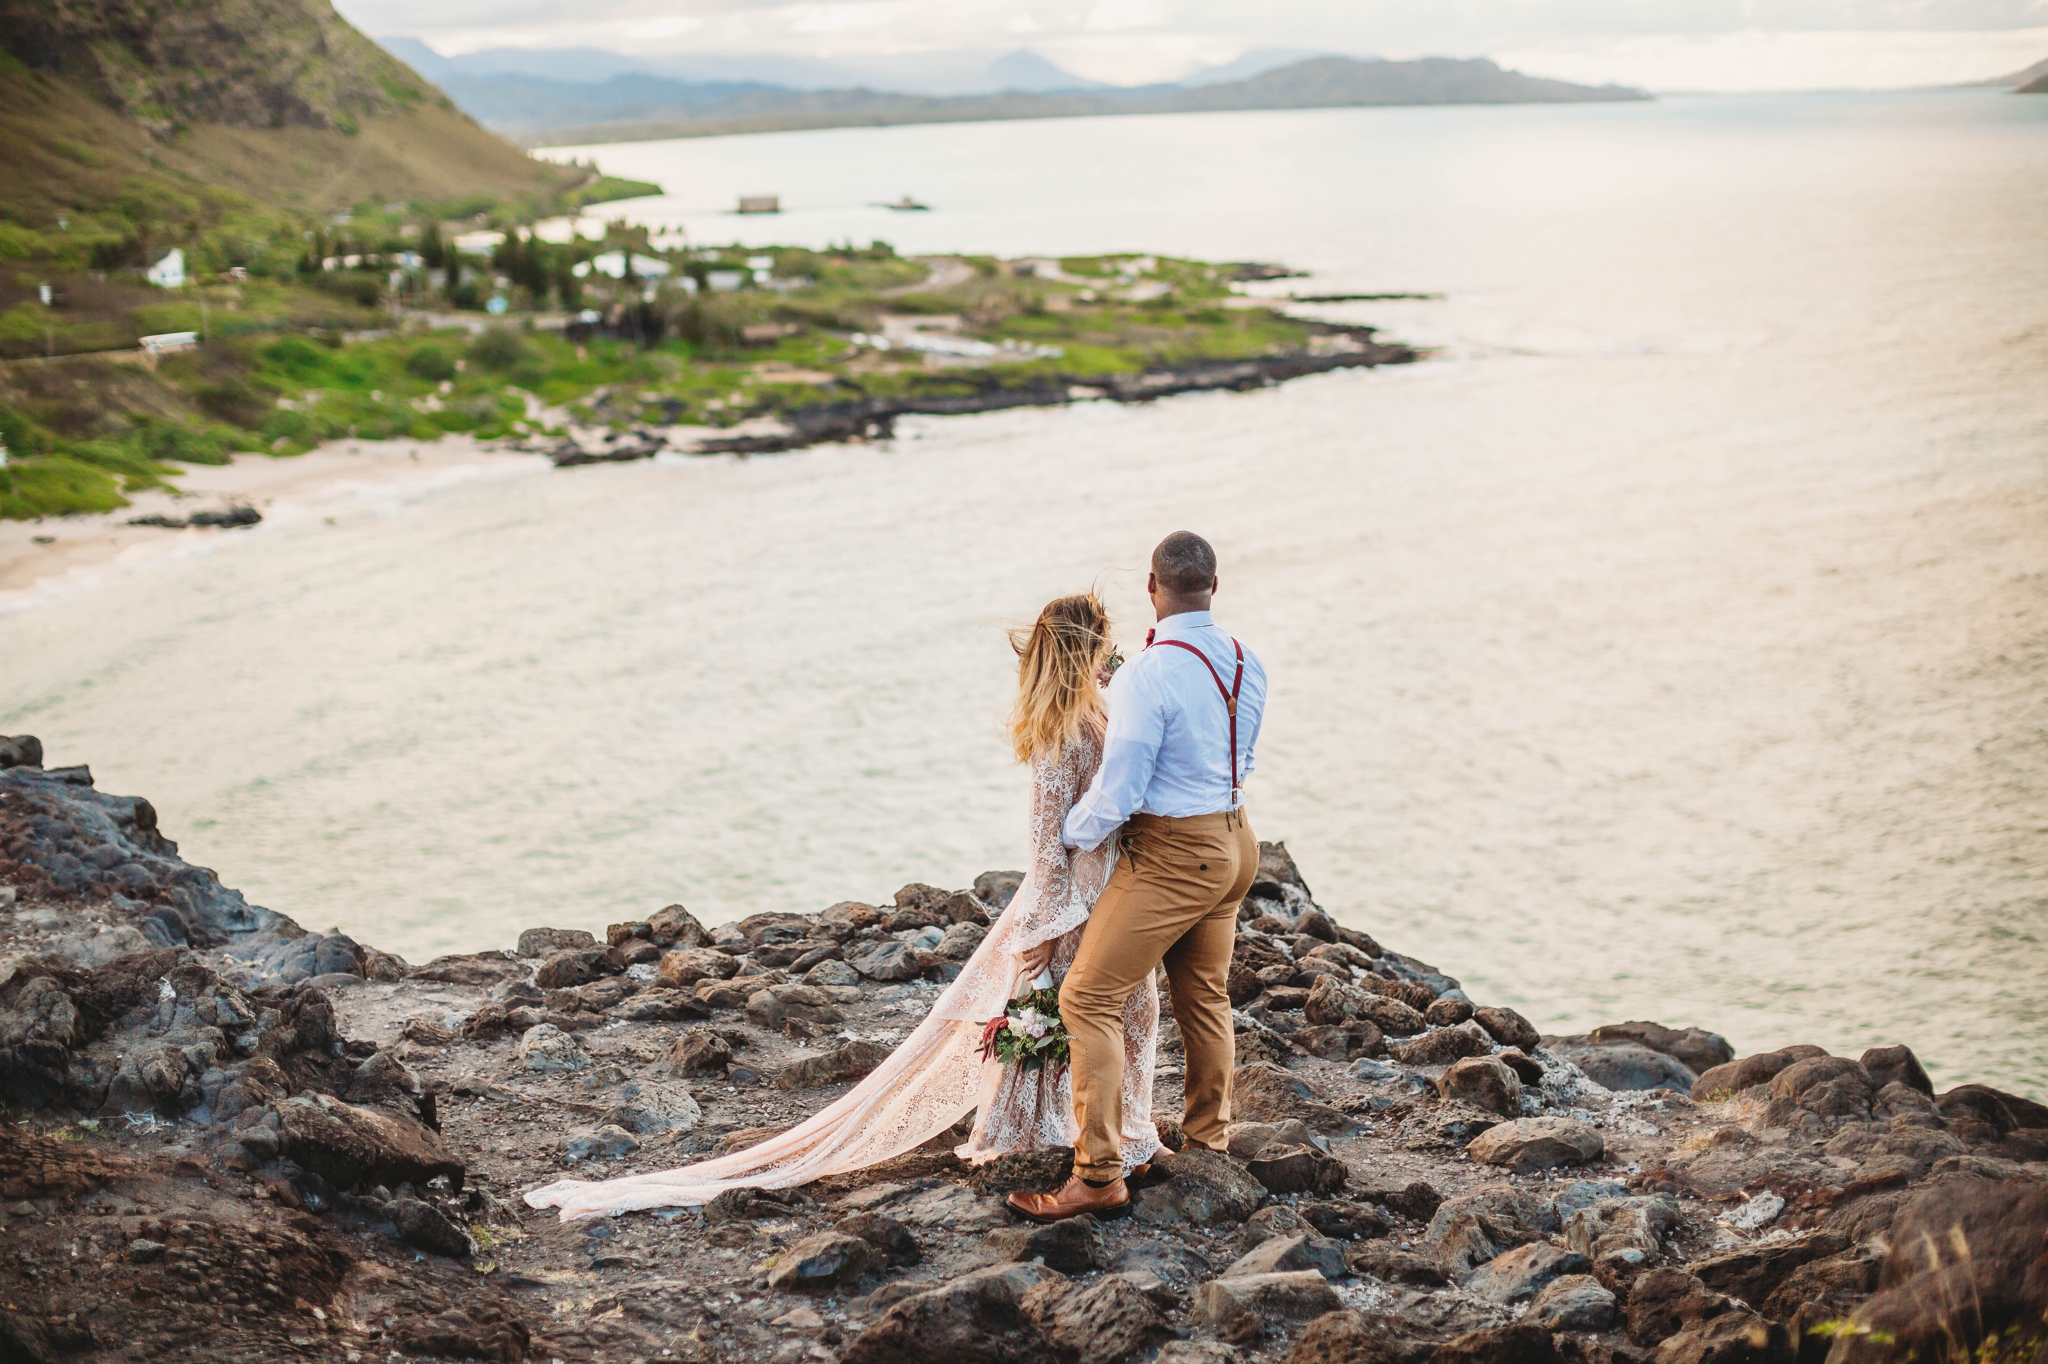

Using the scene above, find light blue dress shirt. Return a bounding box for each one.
[1061,611,1268,852]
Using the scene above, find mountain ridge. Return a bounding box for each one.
[511,54,1648,148]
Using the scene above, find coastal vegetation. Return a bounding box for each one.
[0,239,1406,519]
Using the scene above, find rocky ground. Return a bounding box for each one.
[2,739,2043,1364]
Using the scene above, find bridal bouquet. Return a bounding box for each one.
[979,984,1071,1072]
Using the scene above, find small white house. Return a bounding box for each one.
[453,230,506,257]
[146,249,186,288]
[572,252,673,280]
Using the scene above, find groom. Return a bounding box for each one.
[1009,531,1270,1222]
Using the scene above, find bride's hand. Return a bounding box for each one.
[1017,940,1057,976]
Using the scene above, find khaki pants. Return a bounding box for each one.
[1060,809,1257,1181]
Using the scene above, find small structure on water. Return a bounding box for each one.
[878,195,931,212]
[737,195,780,215]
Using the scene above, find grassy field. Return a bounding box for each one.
[1,243,1330,519]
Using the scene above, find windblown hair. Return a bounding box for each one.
[1152,531,1217,595]
[1008,593,1112,764]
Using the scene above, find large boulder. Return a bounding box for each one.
[973,871,1025,910]
[1434,1324,1561,1364]
[1302,976,1370,1027]
[1463,1242,1588,1303]
[852,942,924,982]
[1192,1271,1344,1330]
[1583,1020,1733,1073]
[1391,1023,1492,1067]
[533,947,625,989]
[1223,1234,1346,1282]
[1231,1062,1350,1134]
[277,1093,464,1192]
[1471,1006,1540,1051]
[842,1262,1069,1364]
[745,984,845,1030]
[657,948,739,987]
[391,1197,474,1259]
[1225,1119,1329,1160]
[516,1023,589,1071]
[736,912,815,946]
[838,1212,922,1267]
[1689,1045,1828,1101]
[0,735,44,768]
[1819,1179,2048,1364]
[1466,1117,1603,1173]
[1557,1041,1698,1093]
[666,1029,735,1074]
[1527,1275,1616,1331]
[1686,1230,1847,1308]
[1625,1269,1739,1348]
[778,1040,889,1089]
[590,1077,703,1134]
[1132,1148,1267,1227]
[1424,1185,1559,1276]
[1564,1193,1680,1266]
[648,903,714,948]
[517,927,596,957]
[1649,1312,1792,1364]
[1244,1144,1348,1196]
[985,1216,1101,1274]
[1858,1044,1933,1097]
[767,1231,876,1291]
[1436,1056,1523,1116]
[1021,1275,1173,1364]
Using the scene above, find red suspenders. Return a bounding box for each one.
[1144,632,1245,805]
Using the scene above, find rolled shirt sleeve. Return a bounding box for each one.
[1062,669,1164,851]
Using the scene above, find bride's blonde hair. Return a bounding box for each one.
[1007,593,1112,763]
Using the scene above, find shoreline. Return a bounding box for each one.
[0,749,2040,1362]
[1,339,1411,605]
[0,437,545,610]
[541,339,1418,463]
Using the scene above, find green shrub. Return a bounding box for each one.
[261,335,329,380]
[0,456,127,518]
[129,416,233,465]
[405,344,455,381]
[467,327,529,372]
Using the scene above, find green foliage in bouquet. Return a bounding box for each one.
[979,987,1070,1072]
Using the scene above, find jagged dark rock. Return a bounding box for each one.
[0,747,2037,1364]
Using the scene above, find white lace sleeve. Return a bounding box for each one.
[1005,738,1096,954]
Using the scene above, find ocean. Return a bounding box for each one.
[6,91,2045,1093]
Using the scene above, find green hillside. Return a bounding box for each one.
[0,0,661,518]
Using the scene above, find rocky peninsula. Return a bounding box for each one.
[1,737,2042,1364]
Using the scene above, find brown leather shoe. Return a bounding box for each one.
[1006,1175,1131,1224]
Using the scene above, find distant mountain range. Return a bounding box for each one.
[1988,55,2048,92]
[371,42,1648,144]
[375,41,1308,98]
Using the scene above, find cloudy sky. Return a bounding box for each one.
[342,0,2048,91]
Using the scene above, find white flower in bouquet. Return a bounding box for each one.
[1013,1007,1051,1039]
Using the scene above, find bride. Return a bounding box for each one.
[526,592,1163,1221]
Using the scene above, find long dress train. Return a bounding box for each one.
[525,721,1160,1221]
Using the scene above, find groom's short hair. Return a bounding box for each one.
[1152,531,1217,594]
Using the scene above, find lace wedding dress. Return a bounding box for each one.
[525,721,1161,1221]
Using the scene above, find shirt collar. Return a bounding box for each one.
[1152,610,1215,640]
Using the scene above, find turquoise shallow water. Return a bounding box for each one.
[6,91,2046,1095]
